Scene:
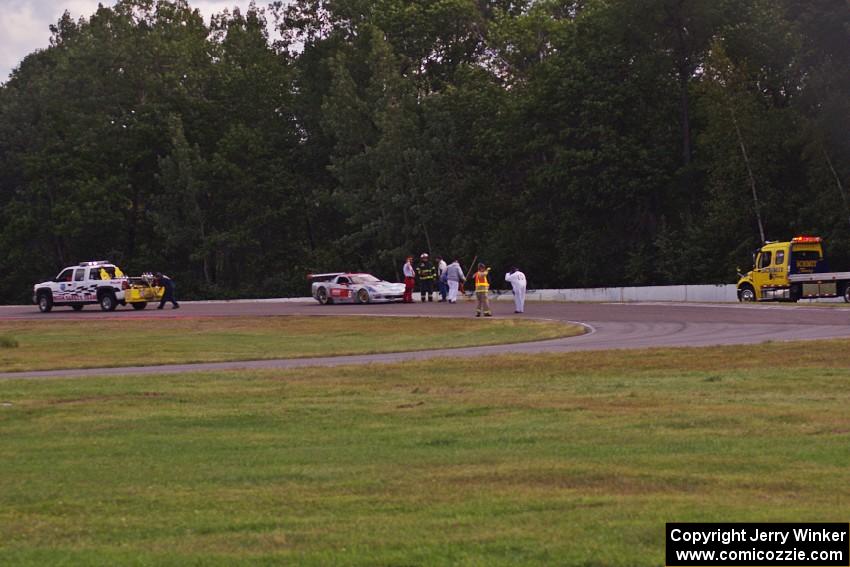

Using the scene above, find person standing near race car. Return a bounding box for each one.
[435,255,448,302]
[417,253,437,302]
[155,272,180,309]
[445,258,465,303]
[474,263,492,317]
[505,266,527,313]
[402,256,415,303]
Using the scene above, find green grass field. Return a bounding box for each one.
[1,340,849,565]
[0,316,581,372]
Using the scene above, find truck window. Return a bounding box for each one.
[758,252,772,269]
[56,269,73,282]
[774,250,785,265]
[74,268,86,281]
[89,266,116,280]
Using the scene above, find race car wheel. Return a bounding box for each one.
[71,304,84,311]
[131,302,147,310]
[37,292,53,313]
[99,292,117,312]
[317,287,332,305]
[356,288,370,304]
[843,284,850,303]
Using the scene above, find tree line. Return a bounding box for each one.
[1,0,848,302]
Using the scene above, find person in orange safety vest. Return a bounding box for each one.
[473,263,492,317]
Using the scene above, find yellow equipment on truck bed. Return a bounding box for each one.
[125,274,165,309]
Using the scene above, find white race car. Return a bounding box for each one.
[310,273,405,304]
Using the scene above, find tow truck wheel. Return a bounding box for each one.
[789,284,801,303]
[356,288,370,304]
[71,304,84,311]
[317,287,332,305]
[37,293,53,313]
[99,292,117,312]
[132,302,147,310]
[739,285,756,302]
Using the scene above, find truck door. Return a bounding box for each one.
[751,250,773,298]
[76,267,96,300]
[772,249,787,280]
[71,268,86,301]
[53,268,74,301]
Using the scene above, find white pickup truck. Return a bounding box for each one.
[32,261,162,312]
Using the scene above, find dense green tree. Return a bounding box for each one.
[1,0,849,302]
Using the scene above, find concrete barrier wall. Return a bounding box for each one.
[492,284,740,303]
[227,283,846,304]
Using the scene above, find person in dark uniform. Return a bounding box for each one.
[416,253,437,302]
[156,272,180,309]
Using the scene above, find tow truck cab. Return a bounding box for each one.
[736,236,850,302]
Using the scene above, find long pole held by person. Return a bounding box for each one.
[460,255,477,298]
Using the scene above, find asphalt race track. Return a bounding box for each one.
[1,298,849,379]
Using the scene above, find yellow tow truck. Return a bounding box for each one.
[736,236,850,302]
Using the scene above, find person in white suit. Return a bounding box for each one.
[505,267,527,313]
[445,258,465,303]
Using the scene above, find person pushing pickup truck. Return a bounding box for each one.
[155,273,180,309]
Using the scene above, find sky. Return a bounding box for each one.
[0,0,267,82]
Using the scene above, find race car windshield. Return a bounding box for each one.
[350,275,380,284]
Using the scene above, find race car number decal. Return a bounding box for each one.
[331,288,350,298]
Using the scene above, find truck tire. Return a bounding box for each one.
[37,292,53,313]
[72,304,84,311]
[131,302,147,310]
[789,284,801,303]
[99,292,118,312]
[738,285,756,302]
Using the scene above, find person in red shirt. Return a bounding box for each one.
[402,256,415,303]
